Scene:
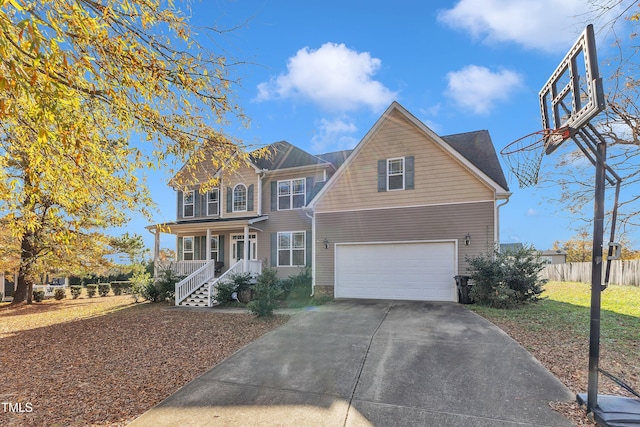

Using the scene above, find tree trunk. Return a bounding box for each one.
[10,232,35,305]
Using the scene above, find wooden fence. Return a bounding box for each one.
[541,259,640,286]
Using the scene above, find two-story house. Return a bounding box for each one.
[148,102,511,306]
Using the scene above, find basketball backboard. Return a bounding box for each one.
[539,24,605,154]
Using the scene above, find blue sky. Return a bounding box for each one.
[129,0,639,253]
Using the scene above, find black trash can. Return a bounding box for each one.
[454,275,473,304]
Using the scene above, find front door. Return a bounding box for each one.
[231,233,257,264]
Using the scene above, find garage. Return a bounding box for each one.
[334,241,457,301]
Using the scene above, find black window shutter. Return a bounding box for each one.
[247,184,254,211]
[305,177,314,205]
[218,235,225,264]
[405,156,415,190]
[378,160,387,192]
[306,230,312,266]
[270,233,277,267]
[200,190,207,216]
[271,181,277,211]
[194,236,201,261]
[226,187,232,213]
[177,191,183,219]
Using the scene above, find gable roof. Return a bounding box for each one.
[308,101,511,208]
[441,130,509,192]
[316,150,353,170]
[250,141,330,171]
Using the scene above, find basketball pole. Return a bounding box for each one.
[587,132,607,412]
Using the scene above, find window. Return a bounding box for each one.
[278,178,305,210]
[183,191,194,217]
[278,231,305,266]
[183,236,194,261]
[387,157,404,190]
[210,236,219,261]
[233,184,247,212]
[207,189,219,216]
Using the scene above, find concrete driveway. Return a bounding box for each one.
[129,300,573,426]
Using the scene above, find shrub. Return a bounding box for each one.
[154,268,182,303]
[70,285,82,299]
[229,273,253,303]
[247,268,282,317]
[215,280,237,304]
[33,289,45,302]
[98,283,111,297]
[110,282,123,296]
[130,271,152,303]
[86,284,98,298]
[467,245,546,308]
[141,282,161,302]
[54,288,66,300]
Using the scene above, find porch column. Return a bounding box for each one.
[154,228,160,264]
[243,225,249,271]
[206,228,211,262]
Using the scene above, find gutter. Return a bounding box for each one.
[304,208,315,297]
[496,194,511,248]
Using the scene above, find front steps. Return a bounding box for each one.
[179,282,213,307]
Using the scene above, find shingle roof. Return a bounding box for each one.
[250,141,330,170]
[316,150,353,170]
[441,130,510,192]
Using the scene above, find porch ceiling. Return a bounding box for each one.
[147,216,268,235]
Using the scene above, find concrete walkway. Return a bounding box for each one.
[129,300,573,426]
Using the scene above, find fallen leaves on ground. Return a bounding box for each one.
[484,317,640,426]
[0,297,287,426]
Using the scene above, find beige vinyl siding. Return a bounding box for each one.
[314,201,495,288]
[258,209,312,280]
[315,109,493,213]
[221,165,259,218]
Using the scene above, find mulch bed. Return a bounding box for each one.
[0,303,287,426]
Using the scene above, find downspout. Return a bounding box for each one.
[304,208,315,297]
[496,196,511,250]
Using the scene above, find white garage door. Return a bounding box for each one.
[335,241,457,301]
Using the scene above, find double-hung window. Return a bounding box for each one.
[278,178,305,210]
[277,231,305,266]
[183,236,194,261]
[387,157,405,190]
[210,236,219,261]
[183,191,195,217]
[233,184,247,212]
[207,189,219,216]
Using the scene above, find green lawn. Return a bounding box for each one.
[469,281,640,357]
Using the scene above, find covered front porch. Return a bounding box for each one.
[147,216,268,306]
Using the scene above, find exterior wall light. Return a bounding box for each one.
[323,238,330,249]
[464,233,471,246]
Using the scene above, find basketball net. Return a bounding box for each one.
[500,128,569,188]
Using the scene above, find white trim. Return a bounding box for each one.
[277,178,306,210]
[232,183,247,212]
[206,189,219,216]
[315,199,496,215]
[182,236,194,261]
[277,230,306,267]
[183,190,195,218]
[308,101,510,209]
[386,156,405,191]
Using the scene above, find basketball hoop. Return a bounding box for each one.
[500,127,571,188]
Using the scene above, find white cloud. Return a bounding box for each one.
[437,0,587,53]
[311,117,359,153]
[445,65,523,114]
[527,208,538,216]
[255,42,397,112]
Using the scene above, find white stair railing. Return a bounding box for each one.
[207,260,263,307]
[175,260,217,306]
[207,260,243,307]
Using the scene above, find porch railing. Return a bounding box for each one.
[208,260,262,307]
[170,260,207,277]
[175,260,217,306]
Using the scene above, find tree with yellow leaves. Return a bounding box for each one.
[0,0,247,304]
